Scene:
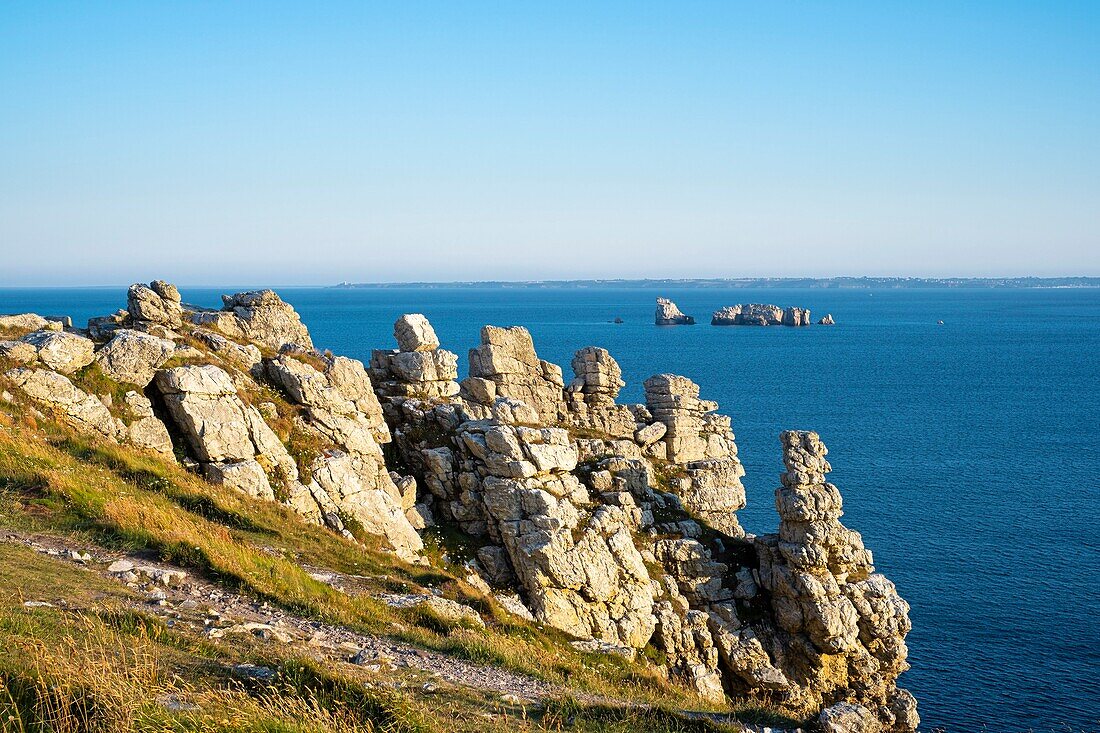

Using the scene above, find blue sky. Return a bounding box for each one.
[1,2,1097,285]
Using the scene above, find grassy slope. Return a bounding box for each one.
[0,393,797,732]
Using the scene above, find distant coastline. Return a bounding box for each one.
[333,276,1100,290]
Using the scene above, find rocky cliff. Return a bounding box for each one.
[0,281,916,731]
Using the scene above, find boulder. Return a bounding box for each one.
[0,313,52,333]
[128,283,184,328]
[4,368,123,440]
[20,331,95,374]
[309,451,424,561]
[87,310,129,341]
[379,593,484,627]
[393,314,440,352]
[818,702,880,733]
[124,391,175,458]
[220,290,313,350]
[0,340,37,365]
[154,365,257,463]
[94,330,175,386]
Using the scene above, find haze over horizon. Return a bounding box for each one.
[2,2,1098,286]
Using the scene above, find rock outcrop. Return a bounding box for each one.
[453,402,655,647]
[94,330,176,386]
[370,315,460,420]
[751,432,918,730]
[462,326,566,423]
[564,347,636,439]
[819,314,836,325]
[153,365,291,501]
[190,290,313,351]
[655,297,695,325]
[4,367,124,440]
[643,374,746,537]
[0,313,63,334]
[711,304,813,326]
[0,280,917,727]
[19,330,95,374]
[128,281,185,335]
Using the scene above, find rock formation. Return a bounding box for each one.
[0,282,917,728]
[655,297,695,325]
[370,314,461,420]
[18,330,95,374]
[94,330,176,386]
[564,347,636,439]
[462,325,565,423]
[128,281,185,335]
[711,304,811,326]
[153,364,291,501]
[190,290,313,351]
[750,432,918,730]
[819,314,836,325]
[4,367,125,440]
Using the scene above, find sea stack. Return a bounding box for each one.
[655,297,695,325]
[818,313,835,325]
[711,304,812,326]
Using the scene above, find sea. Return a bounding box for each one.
[1,284,1098,732]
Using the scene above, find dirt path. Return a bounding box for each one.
[1,530,563,703]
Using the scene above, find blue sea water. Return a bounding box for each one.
[1,285,1098,732]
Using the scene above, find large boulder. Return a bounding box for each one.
[0,340,37,365]
[0,313,54,334]
[20,331,95,374]
[94,330,176,386]
[309,451,424,561]
[154,364,306,501]
[394,313,440,352]
[220,290,313,350]
[123,391,174,458]
[128,283,184,329]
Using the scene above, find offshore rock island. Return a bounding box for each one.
[711,304,812,327]
[0,281,917,731]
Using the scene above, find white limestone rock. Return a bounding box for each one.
[21,330,95,374]
[655,298,695,326]
[393,313,440,352]
[94,330,175,386]
[220,290,313,350]
[463,325,565,423]
[128,283,184,328]
[4,368,124,440]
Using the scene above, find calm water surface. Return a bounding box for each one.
[2,285,1098,732]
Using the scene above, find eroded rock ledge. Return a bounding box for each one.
[0,280,915,731]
